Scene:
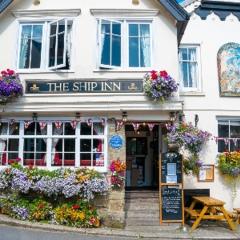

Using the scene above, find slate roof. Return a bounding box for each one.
[195,0,240,20]
[0,0,13,14]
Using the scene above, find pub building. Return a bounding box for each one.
[0,0,239,227]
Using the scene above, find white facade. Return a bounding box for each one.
[181,4,240,209]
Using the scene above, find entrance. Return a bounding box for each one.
[125,124,160,190]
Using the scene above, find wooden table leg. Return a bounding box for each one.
[191,205,208,231]
[185,200,197,220]
[220,206,236,231]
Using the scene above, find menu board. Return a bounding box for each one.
[161,152,182,184]
[161,185,183,221]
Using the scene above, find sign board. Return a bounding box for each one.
[26,80,143,94]
[161,152,182,184]
[161,185,183,222]
[109,135,124,149]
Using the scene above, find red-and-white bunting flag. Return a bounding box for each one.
[132,123,140,132]
[39,121,47,130]
[24,121,32,129]
[223,138,229,146]
[54,121,62,129]
[71,120,78,129]
[116,120,124,131]
[232,138,238,147]
[87,118,93,126]
[148,123,155,131]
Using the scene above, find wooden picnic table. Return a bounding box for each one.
[185,196,236,231]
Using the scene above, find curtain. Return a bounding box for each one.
[19,36,30,69]
[51,124,63,165]
[0,123,8,165]
[93,123,104,135]
[40,123,47,166]
[100,21,108,65]
[189,48,197,88]
[140,24,150,67]
[66,22,72,67]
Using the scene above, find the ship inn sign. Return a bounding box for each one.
[26,80,143,94]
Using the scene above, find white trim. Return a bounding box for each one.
[12,9,81,18]
[90,9,159,17]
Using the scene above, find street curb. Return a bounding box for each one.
[0,214,239,239]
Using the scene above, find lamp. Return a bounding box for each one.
[33,0,40,5]
[32,113,38,121]
[169,112,176,123]
[75,112,81,121]
[194,114,199,127]
[132,0,139,4]
[122,111,128,123]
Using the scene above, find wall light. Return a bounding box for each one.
[195,114,199,127]
[169,112,176,123]
[32,113,38,121]
[122,111,128,123]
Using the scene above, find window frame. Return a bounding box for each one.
[179,44,201,93]
[217,118,240,153]
[97,18,153,70]
[0,119,108,172]
[17,18,74,72]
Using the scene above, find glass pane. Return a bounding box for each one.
[8,153,19,162]
[10,123,19,135]
[93,139,104,152]
[129,37,139,67]
[129,24,138,37]
[8,139,19,151]
[81,123,91,135]
[188,63,197,88]
[0,123,8,135]
[230,121,240,138]
[0,152,7,166]
[80,139,91,152]
[80,153,91,166]
[23,153,34,166]
[179,48,188,61]
[24,122,35,135]
[52,123,63,135]
[24,138,34,152]
[101,22,110,34]
[55,139,63,152]
[36,139,46,152]
[65,122,75,135]
[140,37,150,67]
[101,34,110,65]
[36,153,46,166]
[93,153,104,167]
[49,36,56,67]
[64,153,75,166]
[50,22,57,35]
[30,38,42,68]
[36,122,47,135]
[93,123,104,135]
[140,24,150,37]
[22,25,32,38]
[57,33,64,65]
[58,20,65,33]
[218,121,229,137]
[64,139,75,152]
[112,23,121,35]
[32,25,43,38]
[181,62,189,87]
[112,35,121,66]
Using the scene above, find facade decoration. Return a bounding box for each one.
[0,69,23,103]
[218,43,240,96]
[166,122,211,175]
[143,70,178,102]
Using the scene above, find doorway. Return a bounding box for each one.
[125,124,160,190]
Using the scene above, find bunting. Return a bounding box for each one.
[54,121,62,129]
[148,123,155,131]
[70,120,78,129]
[215,137,240,147]
[87,118,93,126]
[132,123,140,132]
[101,118,106,126]
[39,121,47,130]
[24,121,33,129]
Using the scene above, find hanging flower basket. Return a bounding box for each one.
[0,69,23,103]
[166,122,212,175]
[143,70,178,102]
[217,151,240,178]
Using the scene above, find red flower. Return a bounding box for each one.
[1,71,7,76]
[72,204,80,210]
[7,69,15,75]
[151,70,158,80]
[160,70,168,78]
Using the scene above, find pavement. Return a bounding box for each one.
[0,214,240,240]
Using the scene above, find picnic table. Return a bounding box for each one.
[184,196,236,231]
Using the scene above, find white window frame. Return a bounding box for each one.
[0,118,108,172]
[17,18,73,72]
[97,18,153,70]
[179,45,201,92]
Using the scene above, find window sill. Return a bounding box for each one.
[17,70,74,74]
[93,68,151,73]
[180,92,205,96]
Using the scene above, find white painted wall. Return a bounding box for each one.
[181,13,240,210]
[0,0,180,116]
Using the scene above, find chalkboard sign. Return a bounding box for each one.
[161,152,182,184]
[161,185,183,221]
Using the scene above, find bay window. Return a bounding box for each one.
[99,19,152,69]
[18,19,73,71]
[0,119,107,171]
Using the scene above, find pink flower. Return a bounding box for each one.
[150,70,158,80]
[160,70,168,78]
